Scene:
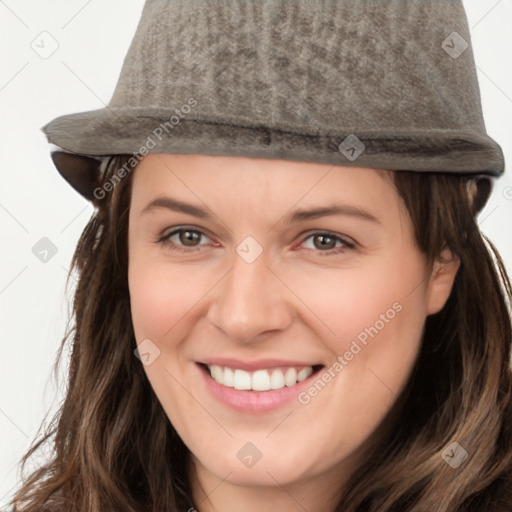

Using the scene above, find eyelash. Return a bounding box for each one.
[157,227,356,256]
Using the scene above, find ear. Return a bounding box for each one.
[426,249,460,315]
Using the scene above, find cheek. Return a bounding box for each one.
[128,262,162,348]
[288,248,428,397]
[128,254,206,342]
[129,264,173,342]
[285,249,427,340]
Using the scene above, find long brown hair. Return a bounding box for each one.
[10,155,512,511]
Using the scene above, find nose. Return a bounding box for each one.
[206,248,293,343]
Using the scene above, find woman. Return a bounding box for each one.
[11,0,512,510]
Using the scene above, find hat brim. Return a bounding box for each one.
[43,106,503,210]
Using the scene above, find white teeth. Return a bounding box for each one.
[233,369,252,390]
[297,367,313,382]
[212,365,223,382]
[270,369,285,389]
[284,368,297,387]
[206,364,315,391]
[252,370,271,391]
[223,367,234,387]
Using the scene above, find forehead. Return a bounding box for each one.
[130,153,398,212]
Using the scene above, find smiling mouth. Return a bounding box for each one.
[199,363,324,392]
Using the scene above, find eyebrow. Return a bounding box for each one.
[141,196,381,225]
[142,196,212,219]
[285,205,380,225]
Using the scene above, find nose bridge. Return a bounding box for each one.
[207,246,291,341]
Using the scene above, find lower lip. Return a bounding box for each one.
[196,363,321,413]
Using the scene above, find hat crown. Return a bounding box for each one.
[109,0,485,133]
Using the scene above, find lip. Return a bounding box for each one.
[195,362,323,413]
[198,357,321,372]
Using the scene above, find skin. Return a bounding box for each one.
[127,153,459,512]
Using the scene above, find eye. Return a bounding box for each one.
[299,232,355,255]
[157,227,355,256]
[158,227,213,253]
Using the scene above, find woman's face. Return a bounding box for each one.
[127,153,458,501]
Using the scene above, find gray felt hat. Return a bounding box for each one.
[42,0,505,211]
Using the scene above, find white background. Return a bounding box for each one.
[0,0,511,507]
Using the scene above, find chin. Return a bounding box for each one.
[194,447,314,487]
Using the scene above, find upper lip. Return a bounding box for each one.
[198,357,323,372]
